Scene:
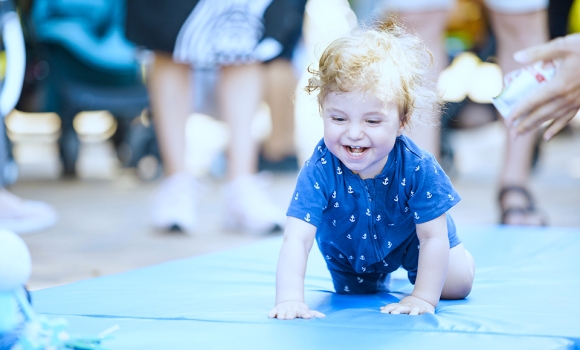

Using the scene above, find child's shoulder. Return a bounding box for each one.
[396,135,437,164]
[305,138,333,165]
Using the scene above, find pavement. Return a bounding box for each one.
[13,120,580,291]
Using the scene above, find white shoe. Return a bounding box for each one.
[0,189,58,234]
[223,174,286,234]
[151,172,201,234]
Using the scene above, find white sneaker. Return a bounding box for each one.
[151,172,201,234]
[0,189,58,234]
[223,174,286,234]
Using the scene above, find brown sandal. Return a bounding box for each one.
[498,186,547,226]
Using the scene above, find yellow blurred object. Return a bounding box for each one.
[73,110,118,143]
[438,52,503,104]
[4,110,62,179]
[446,0,487,50]
[570,0,580,33]
[0,51,5,80]
[5,110,61,141]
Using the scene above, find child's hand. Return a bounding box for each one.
[380,295,435,315]
[268,301,326,320]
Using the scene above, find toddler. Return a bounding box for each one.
[269,19,475,319]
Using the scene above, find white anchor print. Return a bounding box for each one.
[388,241,392,248]
[394,195,399,202]
[349,255,354,260]
[346,234,352,239]
[321,158,327,164]
[348,186,354,194]
[332,220,336,226]
[415,165,420,171]
[357,277,364,283]
[344,286,350,292]
[332,191,337,199]
[366,208,371,216]
[376,215,382,221]
[325,255,332,260]
[360,255,365,260]
[322,205,327,210]
[383,177,389,185]
[294,192,299,200]
[336,167,343,175]
[433,165,438,173]
[318,146,323,152]
[334,202,340,208]
[383,260,388,267]
[304,213,311,222]
[314,182,320,189]
[362,233,367,239]
[361,267,366,272]
[349,215,355,222]
[388,223,394,226]
[417,244,420,250]
[404,206,409,212]
[414,212,420,220]
[305,160,310,166]
[448,194,455,201]
[426,191,432,199]
[410,191,415,197]
[339,254,344,258]
[401,178,406,186]
[374,234,377,239]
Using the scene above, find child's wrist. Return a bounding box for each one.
[409,292,437,308]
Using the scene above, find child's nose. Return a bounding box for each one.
[347,124,364,140]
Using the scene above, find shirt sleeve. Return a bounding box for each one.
[286,161,328,227]
[407,154,461,224]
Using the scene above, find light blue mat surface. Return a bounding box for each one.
[33,225,580,349]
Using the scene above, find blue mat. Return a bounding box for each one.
[33,225,580,349]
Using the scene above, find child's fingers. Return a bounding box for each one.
[380,303,410,314]
[308,310,326,318]
[268,308,278,318]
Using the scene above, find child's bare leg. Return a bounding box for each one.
[441,243,475,299]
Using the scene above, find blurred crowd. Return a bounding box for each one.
[1,0,579,235]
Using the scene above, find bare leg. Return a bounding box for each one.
[262,59,297,161]
[394,10,450,158]
[148,52,193,175]
[218,63,264,179]
[148,52,199,234]
[489,10,548,225]
[441,243,475,299]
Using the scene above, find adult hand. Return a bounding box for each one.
[380,295,435,315]
[506,33,580,141]
[268,300,326,320]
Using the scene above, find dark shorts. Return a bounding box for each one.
[329,217,462,294]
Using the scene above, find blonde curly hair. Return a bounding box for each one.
[306,18,442,128]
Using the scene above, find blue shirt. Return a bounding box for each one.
[287,136,461,275]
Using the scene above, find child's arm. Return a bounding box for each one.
[268,216,325,320]
[381,214,449,315]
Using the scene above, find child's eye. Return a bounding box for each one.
[366,119,381,125]
[332,116,346,122]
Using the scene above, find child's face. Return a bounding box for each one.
[322,91,404,180]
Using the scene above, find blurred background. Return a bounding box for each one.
[1,0,579,290]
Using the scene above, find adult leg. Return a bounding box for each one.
[488,9,549,225]
[390,10,450,158]
[218,63,286,233]
[261,58,298,163]
[148,52,192,176]
[441,243,475,299]
[148,51,199,234]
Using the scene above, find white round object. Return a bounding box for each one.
[0,229,31,291]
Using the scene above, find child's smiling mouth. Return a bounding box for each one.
[345,145,368,156]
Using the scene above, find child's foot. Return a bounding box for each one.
[223,174,286,234]
[151,172,201,234]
